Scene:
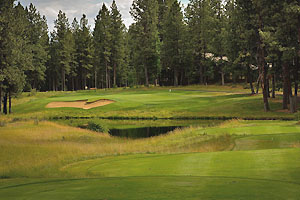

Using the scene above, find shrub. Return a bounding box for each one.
[0,121,6,127]
[87,121,109,133]
[29,88,37,97]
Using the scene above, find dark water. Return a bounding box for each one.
[55,118,223,139]
[109,126,182,139]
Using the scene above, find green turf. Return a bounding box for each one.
[9,87,295,119]
[1,176,300,200]
[1,148,300,200]
[63,149,300,183]
[1,86,300,199]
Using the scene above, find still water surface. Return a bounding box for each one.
[56,119,223,139]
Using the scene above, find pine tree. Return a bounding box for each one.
[76,14,93,89]
[128,23,143,85]
[26,3,49,90]
[269,0,299,109]
[161,0,184,86]
[130,0,160,86]
[248,0,271,111]
[69,18,79,91]
[94,4,112,89]
[110,0,125,87]
[53,10,74,91]
[209,0,228,85]
[0,1,32,114]
[185,0,212,84]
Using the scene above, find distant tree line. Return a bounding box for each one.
[1,0,300,114]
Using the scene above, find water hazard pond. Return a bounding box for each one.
[55,119,223,139]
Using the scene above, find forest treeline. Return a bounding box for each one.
[0,0,300,114]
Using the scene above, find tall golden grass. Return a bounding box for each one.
[0,121,232,178]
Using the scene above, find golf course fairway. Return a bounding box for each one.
[1,87,300,199]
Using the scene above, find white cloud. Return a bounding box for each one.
[18,0,189,31]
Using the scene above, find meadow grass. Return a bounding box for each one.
[0,120,300,199]
[0,121,233,178]
[1,120,300,179]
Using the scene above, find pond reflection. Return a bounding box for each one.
[54,118,223,139]
[109,126,182,138]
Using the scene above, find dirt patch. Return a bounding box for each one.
[290,142,300,148]
[270,98,282,103]
[46,99,115,110]
[276,109,291,113]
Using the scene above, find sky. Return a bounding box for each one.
[18,0,189,31]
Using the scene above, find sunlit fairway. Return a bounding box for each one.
[1,116,300,199]
[8,85,295,120]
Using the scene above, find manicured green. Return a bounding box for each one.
[1,148,300,199]
[64,149,300,182]
[1,176,300,200]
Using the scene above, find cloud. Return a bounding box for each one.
[18,0,189,31]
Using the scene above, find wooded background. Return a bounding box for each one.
[1,0,300,113]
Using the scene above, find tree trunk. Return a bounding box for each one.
[72,77,75,91]
[144,65,149,87]
[267,78,270,98]
[248,67,255,94]
[0,86,2,113]
[106,61,109,89]
[108,70,111,88]
[61,69,65,91]
[56,78,58,91]
[3,92,7,115]
[272,74,276,98]
[220,56,225,86]
[295,57,299,96]
[283,62,292,109]
[297,0,300,96]
[9,90,11,114]
[180,69,184,86]
[199,64,204,85]
[256,76,260,94]
[290,95,297,113]
[52,78,55,91]
[113,63,117,87]
[221,71,225,86]
[261,65,270,111]
[250,82,255,95]
[258,21,270,111]
[174,68,178,86]
[95,70,97,89]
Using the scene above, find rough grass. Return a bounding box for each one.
[1,120,300,179]
[1,119,300,199]
[0,121,233,178]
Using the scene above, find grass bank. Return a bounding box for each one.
[0,120,300,199]
[1,120,300,178]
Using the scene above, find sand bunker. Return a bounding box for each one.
[46,99,115,110]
